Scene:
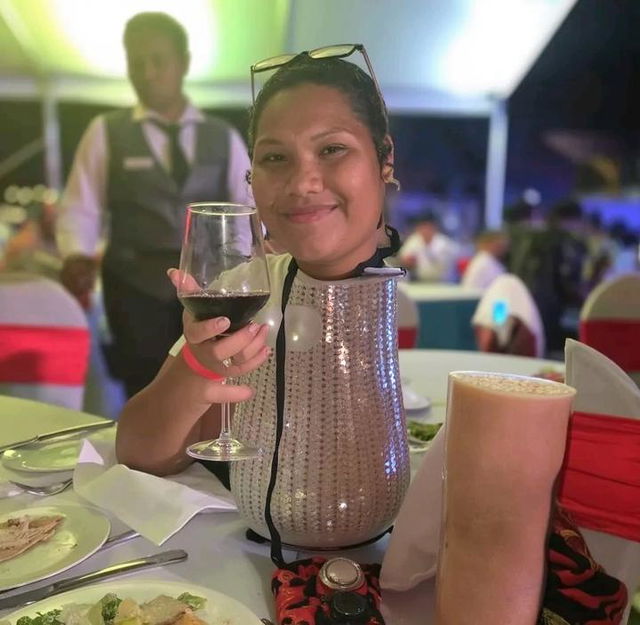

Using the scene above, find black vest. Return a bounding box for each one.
[103,109,232,300]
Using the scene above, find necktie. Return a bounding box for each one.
[151,121,190,188]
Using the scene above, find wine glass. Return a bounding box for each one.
[178,202,270,461]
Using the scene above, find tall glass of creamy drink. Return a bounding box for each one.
[436,371,576,625]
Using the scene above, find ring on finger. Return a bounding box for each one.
[221,357,233,368]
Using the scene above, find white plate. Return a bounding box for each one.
[2,430,113,473]
[0,504,110,591]
[408,440,433,454]
[402,386,431,411]
[2,579,262,625]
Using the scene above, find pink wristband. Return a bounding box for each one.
[181,343,225,381]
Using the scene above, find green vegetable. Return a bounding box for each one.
[407,421,442,442]
[177,593,206,611]
[16,610,63,625]
[100,593,122,625]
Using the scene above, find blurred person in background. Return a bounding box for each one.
[56,12,252,397]
[398,211,459,282]
[1,200,61,280]
[461,229,509,290]
[511,199,588,354]
[583,212,615,289]
[502,199,535,274]
[607,220,640,277]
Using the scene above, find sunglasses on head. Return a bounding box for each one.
[250,43,384,114]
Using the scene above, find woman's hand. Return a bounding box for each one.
[182,312,271,379]
[167,267,271,385]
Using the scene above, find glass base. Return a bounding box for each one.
[186,437,262,462]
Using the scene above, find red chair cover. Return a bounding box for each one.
[398,327,418,349]
[456,256,471,277]
[578,319,640,372]
[557,410,640,543]
[0,324,90,385]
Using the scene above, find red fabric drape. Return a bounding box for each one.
[0,324,90,385]
[558,410,640,542]
[579,319,640,371]
[398,327,418,349]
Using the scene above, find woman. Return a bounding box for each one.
[116,50,402,477]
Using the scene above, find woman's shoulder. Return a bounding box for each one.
[266,253,293,285]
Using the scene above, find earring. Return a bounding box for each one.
[245,170,252,185]
[383,165,401,191]
[386,176,401,191]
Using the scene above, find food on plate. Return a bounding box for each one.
[11,593,210,625]
[407,421,442,443]
[532,367,565,383]
[0,515,64,563]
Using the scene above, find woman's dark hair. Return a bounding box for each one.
[124,12,188,58]
[248,54,391,166]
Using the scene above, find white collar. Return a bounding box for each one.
[132,101,205,125]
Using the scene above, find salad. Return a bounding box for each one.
[407,421,442,443]
[10,593,209,625]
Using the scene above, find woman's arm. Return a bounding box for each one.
[116,311,270,476]
[116,354,223,475]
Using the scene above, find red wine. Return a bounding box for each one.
[180,291,269,330]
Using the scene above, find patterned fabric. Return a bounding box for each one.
[272,557,384,625]
[539,506,628,625]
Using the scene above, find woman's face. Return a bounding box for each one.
[251,83,389,280]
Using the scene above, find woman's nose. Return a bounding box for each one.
[286,159,323,195]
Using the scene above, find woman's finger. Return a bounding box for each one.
[222,344,271,377]
[203,381,255,405]
[183,310,231,344]
[207,322,265,361]
[228,324,270,365]
[167,267,201,291]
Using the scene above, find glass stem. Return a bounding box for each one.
[219,399,232,443]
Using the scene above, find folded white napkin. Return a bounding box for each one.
[73,437,237,545]
[564,338,640,623]
[380,427,445,591]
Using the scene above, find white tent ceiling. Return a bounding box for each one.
[0,0,576,114]
[0,0,577,223]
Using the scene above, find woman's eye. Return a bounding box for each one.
[259,153,286,164]
[321,144,347,156]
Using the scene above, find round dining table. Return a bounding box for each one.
[0,349,564,623]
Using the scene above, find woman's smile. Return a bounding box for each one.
[284,204,337,224]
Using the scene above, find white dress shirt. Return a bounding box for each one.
[56,102,252,257]
[461,250,505,290]
[471,273,545,357]
[400,231,460,283]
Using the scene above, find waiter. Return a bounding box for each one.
[56,12,252,397]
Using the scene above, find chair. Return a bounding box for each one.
[397,287,419,348]
[0,272,90,409]
[471,273,545,357]
[579,272,640,386]
[558,339,640,623]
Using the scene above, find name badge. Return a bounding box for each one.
[123,156,154,170]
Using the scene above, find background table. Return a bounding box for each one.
[398,282,482,350]
[399,349,564,424]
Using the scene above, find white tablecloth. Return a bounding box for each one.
[0,351,564,622]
